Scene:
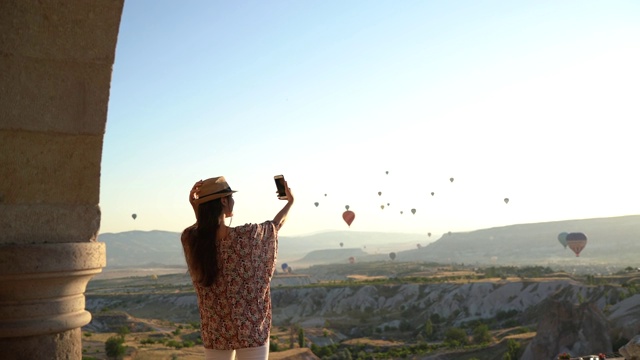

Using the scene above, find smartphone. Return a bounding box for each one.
[274,175,287,200]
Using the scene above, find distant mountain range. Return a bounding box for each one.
[97,215,640,269]
[98,230,185,268]
[397,214,640,267]
[97,229,428,268]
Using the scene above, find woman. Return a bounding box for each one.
[181,176,294,360]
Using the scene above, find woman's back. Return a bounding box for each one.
[182,221,278,350]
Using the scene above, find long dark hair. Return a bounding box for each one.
[184,197,225,287]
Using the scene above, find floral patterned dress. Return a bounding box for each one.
[182,221,278,350]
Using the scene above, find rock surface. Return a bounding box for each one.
[619,334,640,360]
[520,300,611,360]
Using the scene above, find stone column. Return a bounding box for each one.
[0,1,124,359]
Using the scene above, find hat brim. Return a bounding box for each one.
[193,190,237,205]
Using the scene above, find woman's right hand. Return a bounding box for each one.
[283,180,294,204]
[273,180,294,230]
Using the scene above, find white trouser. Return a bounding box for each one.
[204,341,269,360]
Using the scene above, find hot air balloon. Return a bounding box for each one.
[431,192,435,196]
[385,171,389,175]
[411,208,416,215]
[566,232,587,257]
[389,252,396,261]
[281,263,288,272]
[345,205,350,210]
[504,198,509,204]
[343,210,355,227]
[428,232,431,237]
[340,242,343,248]
[324,193,327,197]
[450,177,454,183]
[378,191,382,196]
[416,244,422,249]
[287,266,292,273]
[557,232,568,249]
[314,202,319,207]
[400,211,403,214]
[348,256,355,264]
[131,213,137,220]
[387,203,390,206]
[380,205,385,210]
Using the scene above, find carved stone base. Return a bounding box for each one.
[0,242,105,359]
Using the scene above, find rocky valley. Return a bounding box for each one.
[83,263,639,359]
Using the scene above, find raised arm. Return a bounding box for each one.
[272,180,294,231]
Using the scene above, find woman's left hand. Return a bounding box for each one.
[189,180,204,217]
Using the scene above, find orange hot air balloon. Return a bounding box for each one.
[566,232,587,257]
[343,210,355,227]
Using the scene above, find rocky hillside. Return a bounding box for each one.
[85,277,640,345]
[269,280,640,337]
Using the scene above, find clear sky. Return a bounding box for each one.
[100,1,640,238]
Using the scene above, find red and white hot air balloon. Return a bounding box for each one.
[566,232,587,257]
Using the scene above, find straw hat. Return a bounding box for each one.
[192,176,237,205]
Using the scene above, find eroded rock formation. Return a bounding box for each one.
[520,299,612,360]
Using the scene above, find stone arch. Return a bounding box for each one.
[1,1,125,358]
